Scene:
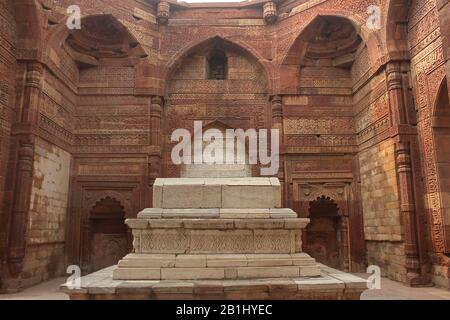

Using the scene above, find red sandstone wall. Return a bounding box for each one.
[0,0,17,288]
[409,0,450,287]
[165,47,268,177]
[352,44,407,281]
[18,138,71,288]
[0,0,449,290]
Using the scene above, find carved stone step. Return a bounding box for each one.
[117,253,317,268]
[62,265,367,300]
[137,208,298,219]
[113,253,321,280]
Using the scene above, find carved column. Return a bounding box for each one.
[7,61,43,276]
[150,96,163,150]
[386,62,407,126]
[80,218,92,273]
[270,95,286,204]
[386,60,430,284]
[149,96,163,189]
[157,1,170,25]
[21,62,43,124]
[271,95,283,134]
[340,216,350,272]
[263,2,278,24]
[395,142,422,284]
[7,142,34,275]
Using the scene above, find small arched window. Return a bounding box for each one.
[207,50,228,80]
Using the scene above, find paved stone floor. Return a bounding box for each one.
[354,273,450,300]
[0,274,448,300]
[0,277,68,300]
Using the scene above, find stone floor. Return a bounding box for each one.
[355,273,450,300]
[0,274,449,300]
[0,277,68,300]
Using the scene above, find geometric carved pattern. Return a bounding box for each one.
[284,118,355,135]
[140,230,189,253]
[137,229,294,254]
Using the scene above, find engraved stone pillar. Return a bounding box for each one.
[263,2,278,24]
[340,216,350,272]
[271,95,283,131]
[157,1,170,25]
[386,62,407,126]
[271,95,286,205]
[7,61,43,276]
[387,61,429,285]
[149,96,163,205]
[22,62,43,124]
[395,142,422,284]
[150,96,163,149]
[7,142,34,275]
[80,218,92,274]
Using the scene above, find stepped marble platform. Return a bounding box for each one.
[63,163,367,300]
[60,264,367,300]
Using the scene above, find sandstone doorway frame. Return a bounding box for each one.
[66,179,143,274]
[79,192,133,274]
[305,195,342,269]
[292,180,365,272]
[87,196,129,273]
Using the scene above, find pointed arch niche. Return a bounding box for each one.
[88,197,129,273]
[44,14,147,273]
[433,77,450,253]
[163,36,269,178]
[304,196,342,269]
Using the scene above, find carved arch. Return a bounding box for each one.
[90,197,125,216]
[280,11,383,68]
[163,35,271,94]
[433,76,449,117]
[304,194,346,269]
[309,196,340,217]
[84,191,132,218]
[299,183,346,203]
[43,14,146,66]
[431,76,450,253]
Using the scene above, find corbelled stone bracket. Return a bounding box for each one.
[157,1,170,25]
[263,2,278,24]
